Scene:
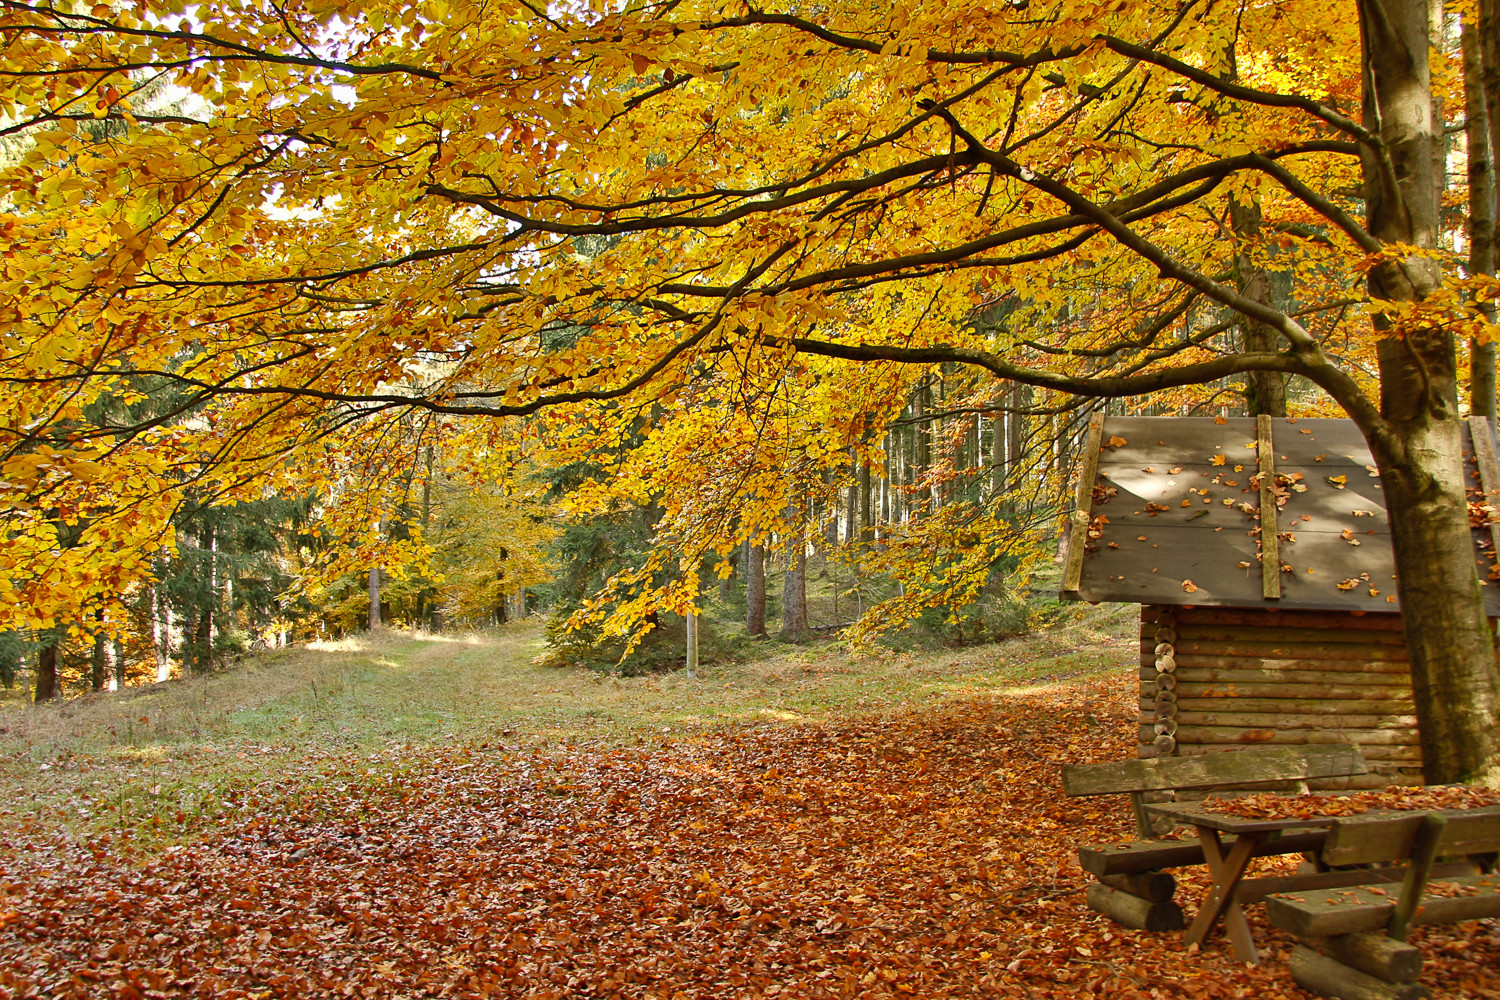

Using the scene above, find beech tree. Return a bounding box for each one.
[3,0,1499,779]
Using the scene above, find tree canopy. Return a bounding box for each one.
[3,0,1499,779]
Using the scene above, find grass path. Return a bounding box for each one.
[0,608,1133,845]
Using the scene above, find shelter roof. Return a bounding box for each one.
[1060,415,1500,615]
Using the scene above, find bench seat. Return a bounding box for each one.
[1267,873,1500,938]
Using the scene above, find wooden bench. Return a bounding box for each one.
[1062,744,1368,933]
[1265,806,1500,1000]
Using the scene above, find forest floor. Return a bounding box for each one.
[1,616,1497,999]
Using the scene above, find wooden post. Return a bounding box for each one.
[1062,415,1103,595]
[1467,417,1500,560]
[1257,413,1281,600]
[1389,812,1446,941]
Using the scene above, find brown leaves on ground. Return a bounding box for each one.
[2,675,1498,999]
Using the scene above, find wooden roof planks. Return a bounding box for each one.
[1061,416,1500,614]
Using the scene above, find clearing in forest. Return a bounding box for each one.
[0,620,1496,999]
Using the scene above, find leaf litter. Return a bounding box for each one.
[1,675,1497,999]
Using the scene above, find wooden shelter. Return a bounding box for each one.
[1061,415,1500,787]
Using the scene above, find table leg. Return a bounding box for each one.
[1184,826,1262,964]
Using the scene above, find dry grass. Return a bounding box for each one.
[0,606,1138,846]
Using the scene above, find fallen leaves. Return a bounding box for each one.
[0,675,1495,999]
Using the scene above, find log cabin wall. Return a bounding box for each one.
[1138,604,1422,788]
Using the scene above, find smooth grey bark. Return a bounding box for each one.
[1484,0,1500,184]
[154,585,172,682]
[858,458,874,542]
[876,431,888,524]
[913,384,932,514]
[368,564,381,630]
[90,621,105,693]
[1230,197,1289,417]
[745,541,766,637]
[1359,0,1500,783]
[846,462,859,545]
[1464,14,1499,418]
[1007,383,1027,487]
[989,408,1005,497]
[779,533,808,641]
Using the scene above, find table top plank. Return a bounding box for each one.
[1146,800,1500,837]
[1144,800,1342,834]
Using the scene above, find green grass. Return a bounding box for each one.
[0,604,1137,846]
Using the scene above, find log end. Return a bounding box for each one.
[1289,946,1430,1000]
[1085,882,1185,932]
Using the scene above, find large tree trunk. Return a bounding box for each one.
[154,584,172,683]
[779,533,808,641]
[859,458,874,543]
[368,565,381,630]
[1464,13,1499,418]
[190,610,213,673]
[109,638,123,692]
[90,629,105,692]
[1230,197,1288,417]
[746,540,766,636]
[845,460,859,545]
[34,639,58,703]
[914,384,932,515]
[1359,0,1500,783]
[1484,0,1500,190]
[1007,383,1027,487]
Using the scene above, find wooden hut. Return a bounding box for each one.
[1061,414,1500,787]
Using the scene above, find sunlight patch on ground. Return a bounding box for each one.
[305,637,374,653]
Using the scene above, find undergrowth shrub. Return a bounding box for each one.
[540,614,745,676]
[886,589,1083,650]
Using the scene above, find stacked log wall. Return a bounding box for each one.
[1138,605,1423,787]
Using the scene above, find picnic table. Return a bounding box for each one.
[1146,800,1340,964]
[1146,799,1493,966]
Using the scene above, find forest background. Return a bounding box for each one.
[2,0,1500,783]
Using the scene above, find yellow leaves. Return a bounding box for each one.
[67,461,104,482]
[0,0,1433,645]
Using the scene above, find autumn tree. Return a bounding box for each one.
[3,1,1499,779]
